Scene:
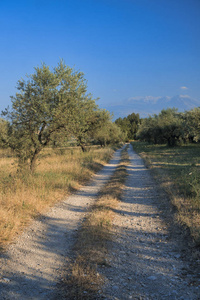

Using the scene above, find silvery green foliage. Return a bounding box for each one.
[184,107,200,142]
[137,108,184,146]
[2,60,100,171]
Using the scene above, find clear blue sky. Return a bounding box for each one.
[0,0,199,115]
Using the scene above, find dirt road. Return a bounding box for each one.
[100,144,200,299]
[0,144,199,299]
[0,147,124,299]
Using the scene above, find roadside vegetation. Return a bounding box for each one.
[0,60,125,249]
[0,58,199,254]
[132,107,200,245]
[115,112,140,141]
[136,107,200,146]
[0,60,125,173]
[131,141,200,245]
[63,146,129,299]
[0,146,114,248]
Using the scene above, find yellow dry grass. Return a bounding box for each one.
[131,141,200,245]
[0,147,114,249]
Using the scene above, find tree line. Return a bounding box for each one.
[115,112,140,141]
[1,59,199,172]
[0,60,124,172]
[115,107,200,147]
[136,107,200,146]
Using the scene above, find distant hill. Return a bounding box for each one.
[105,95,200,119]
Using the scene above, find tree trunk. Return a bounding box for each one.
[80,144,86,152]
[30,149,40,173]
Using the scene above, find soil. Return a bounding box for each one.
[100,145,200,300]
[0,147,124,299]
[0,144,199,300]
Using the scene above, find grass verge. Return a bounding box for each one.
[0,147,114,249]
[63,145,129,299]
[131,141,200,246]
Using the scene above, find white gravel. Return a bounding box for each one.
[100,144,200,300]
[0,147,124,300]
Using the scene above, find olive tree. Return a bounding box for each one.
[73,106,111,152]
[137,108,184,146]
[94,121,124,147]
[2,60,98,172]
[115,112,140,141]
[184,107,200,142]
[0,118,10,148]
[157,108,184,146]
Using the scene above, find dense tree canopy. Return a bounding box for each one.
[1,60,109,171]
[136,107,200,146]
[183,107,200,143]
[115,112,140,140]
[94,120,125,147]
[73,108,111,151]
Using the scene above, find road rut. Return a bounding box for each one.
[0,147,124,299]
[1,144,199,299]
[100,144,200,299]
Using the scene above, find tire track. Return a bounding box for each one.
[0,146,125,300]
[101,144,200,300]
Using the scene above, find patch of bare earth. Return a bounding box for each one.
[100,145,200,300]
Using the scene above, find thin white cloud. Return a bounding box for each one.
[180,95,190,98]
[128,96,162,102]
[180,86,188,90]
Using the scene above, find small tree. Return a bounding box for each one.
[0,118,10,148]
[94,121,124,147]
[136,116,159,143]
[158,109,184,146]
[126,112,140,139]
[2,60,98,172]
[73,107,111,152]
[115,112,140,141]
[184,107,200,142]
[137,108,184,146]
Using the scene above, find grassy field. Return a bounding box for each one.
[131,141,200,245]
[0,146,114,249]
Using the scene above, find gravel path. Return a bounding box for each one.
[0,147,124,300]
[100,144,200,300]
[1,144,199,300]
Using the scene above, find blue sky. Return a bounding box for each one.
[0,0,200,117]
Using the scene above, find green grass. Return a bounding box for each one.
[131,141,200,244]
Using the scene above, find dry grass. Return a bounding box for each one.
[63,146,129,299]
[0,147,114,249]
[131,141,200,245]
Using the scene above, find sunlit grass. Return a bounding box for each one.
[131,141,200,244]
[0,147,114,248]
